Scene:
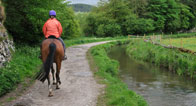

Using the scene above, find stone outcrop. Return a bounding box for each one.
[0,31,14,67]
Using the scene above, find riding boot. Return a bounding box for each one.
[63,54,67,60]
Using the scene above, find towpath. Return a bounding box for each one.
[5,41,109,106]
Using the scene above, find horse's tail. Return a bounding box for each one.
[38,43,56,82]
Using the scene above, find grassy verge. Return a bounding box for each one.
[88,40,148,106]
[0,45,41,97]
[126,39,196,79]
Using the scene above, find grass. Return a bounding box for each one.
[88,40,148,106]
[162,37,196,51]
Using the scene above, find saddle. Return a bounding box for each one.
[48,35,57,39]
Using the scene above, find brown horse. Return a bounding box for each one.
[36,36,64,97]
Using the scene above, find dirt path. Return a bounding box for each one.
[5,41,109,106]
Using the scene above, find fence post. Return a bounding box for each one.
[181,38,183,48]
[170,38,172,46]
[160,35,162,44]
[128,35,131,39]
[143,34,146,40]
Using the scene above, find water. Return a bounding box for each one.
[108,46,196,106]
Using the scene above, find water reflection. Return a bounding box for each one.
[108,45,196,106]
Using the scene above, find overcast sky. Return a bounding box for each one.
[66,0,100,5]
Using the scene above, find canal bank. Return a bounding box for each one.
[88,40,148,106]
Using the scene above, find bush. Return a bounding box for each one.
[96,23,122,37]
[125,16,154,35]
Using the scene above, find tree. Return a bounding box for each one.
[124,15,154,34]
[3,0,80,44]
[146,0,167,32]
[126,0,148,17]
[179,0,196,28]
[164,0,181,32]
[178,3,194,30]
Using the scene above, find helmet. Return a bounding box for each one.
[49,10,56,16]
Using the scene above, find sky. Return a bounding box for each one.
[66,0,100,5]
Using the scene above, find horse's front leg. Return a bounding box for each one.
[47,73,53,97]
[51,65,56,85]
[56,62,61,89]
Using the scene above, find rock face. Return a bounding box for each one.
[0,2,14,67]
[0,31,14,67]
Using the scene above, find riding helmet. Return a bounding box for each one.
[49,10,56,16]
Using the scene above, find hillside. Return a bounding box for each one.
[69,4,95,12]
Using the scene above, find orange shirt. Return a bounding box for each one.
[42,18,63,38]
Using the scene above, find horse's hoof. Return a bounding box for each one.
[48,93,53,97]
[56,86,60,89]
[48,94,53,97]
[48,91,53,97]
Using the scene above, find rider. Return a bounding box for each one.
[42,10,67,60]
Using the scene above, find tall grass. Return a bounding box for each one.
[89,40,148,106]
[126,39,196,79]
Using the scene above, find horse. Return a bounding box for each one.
[36,36,64,97]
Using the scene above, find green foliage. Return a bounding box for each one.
[179,3,194,30]
[126,39,196,79]
[75,12,89,36]
[3,0,80,44]
[125,16,154,34]
[146,0,195,32]
[85,0,154,36]
[89,41,148,106]
[146,0,167,31]
[126,0,148,17]
[96,23,122,37]
[83,0,196,37]
[180,0,196,28]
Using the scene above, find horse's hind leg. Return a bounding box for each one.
[47,73,53,97]
[56,62,61,89]
[51,65,56,85]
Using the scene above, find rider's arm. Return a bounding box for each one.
[58,22,63,36]
[42,22,47,37]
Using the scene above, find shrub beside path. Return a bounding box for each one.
[6,41,109,106]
